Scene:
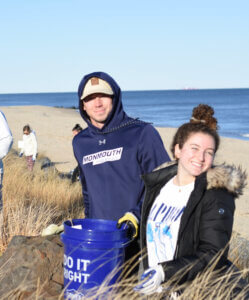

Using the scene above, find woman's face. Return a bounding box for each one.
[175,132,215,180]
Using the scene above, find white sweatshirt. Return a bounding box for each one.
[20,131,37,159]
[0,111,13,160]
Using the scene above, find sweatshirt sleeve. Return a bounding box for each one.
[19,136,24,155]
[129,125,171,219]
[30,132,38,158]
[78,164,90,218]
[73,138,90,218]
[0,112,13,160]
[137,124,170,174]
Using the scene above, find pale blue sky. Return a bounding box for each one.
[1,0,249,93]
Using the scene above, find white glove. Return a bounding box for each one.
[134,264,165,295]
[32,155,36,161]
[41,224,64,236]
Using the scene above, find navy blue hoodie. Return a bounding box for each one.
[73,72,170,221]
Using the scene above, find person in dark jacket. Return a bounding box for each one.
[73,72,170,246]
[71,124,83,183]
[135,104,247,296]
[72,123,83,137]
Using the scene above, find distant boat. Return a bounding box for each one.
[183,87,198,90]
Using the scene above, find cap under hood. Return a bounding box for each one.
[78,71,130,133]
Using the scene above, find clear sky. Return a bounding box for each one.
[1,0,249,93]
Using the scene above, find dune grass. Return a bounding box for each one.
[59,248,249,300]
[0,150,248,299]
[0,150,84,253]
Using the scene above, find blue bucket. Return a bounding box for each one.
[60,218,130,298]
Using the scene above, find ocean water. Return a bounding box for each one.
[0,88,248,141]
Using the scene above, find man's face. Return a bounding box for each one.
[83,93,113,129]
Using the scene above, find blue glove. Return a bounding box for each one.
[134,264,165,295]
[19,153,23,157]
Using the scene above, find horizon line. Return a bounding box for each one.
[1,86,249,95]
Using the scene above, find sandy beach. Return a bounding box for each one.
[1,105,248,240]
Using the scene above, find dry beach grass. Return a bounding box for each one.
[0,151,84,253]
[0,153,248,299]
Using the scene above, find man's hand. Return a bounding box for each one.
[19,152,23,157]
[117,212,139,239]
[134,264,165,295]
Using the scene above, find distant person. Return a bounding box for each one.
[72,123,83,137]
[71,124,83,183]
[0,111,13,210]
[73,71,171,266]
[134,104,247,297]
[19,125,37,171]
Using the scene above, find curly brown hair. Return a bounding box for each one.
[170,104,220,159]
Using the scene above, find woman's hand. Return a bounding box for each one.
[134,264,165,295]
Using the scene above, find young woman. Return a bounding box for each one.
[135,104,247,296]
[19,124,37,171]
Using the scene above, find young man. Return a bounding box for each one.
[0,111,13,210]
[73,72,170,238]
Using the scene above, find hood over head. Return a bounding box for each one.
[78,71,128,132]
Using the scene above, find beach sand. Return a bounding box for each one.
[1,105,248,240]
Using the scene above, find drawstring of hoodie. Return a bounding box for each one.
[96,118,151,135]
